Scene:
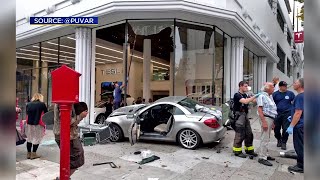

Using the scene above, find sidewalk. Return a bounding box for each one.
[16,111,304,180]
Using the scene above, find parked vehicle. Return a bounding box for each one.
[94,101,107,124]
[106,96,227,149]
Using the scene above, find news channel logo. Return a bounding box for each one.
[30,17,98,25]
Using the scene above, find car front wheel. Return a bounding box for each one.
[177,129,201,150]
[95,114,106,125]
[109,124,124,142]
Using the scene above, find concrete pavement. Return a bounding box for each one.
[16,111,304,180]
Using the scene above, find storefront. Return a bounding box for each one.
[17,0,288,123]
[16,19,262,122]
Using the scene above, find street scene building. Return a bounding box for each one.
[16,1,305,179]
[16,0,303,124]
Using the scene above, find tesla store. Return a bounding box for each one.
[16,1,280,123]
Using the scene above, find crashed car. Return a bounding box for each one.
[106,96,227,149]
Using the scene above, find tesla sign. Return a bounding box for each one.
[294,31,304,43]
[101,68,122,75]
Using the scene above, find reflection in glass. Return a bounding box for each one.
[214,29,224,106]
[174,21,215,105]
[16,44,40,120]
[59,34,76,68]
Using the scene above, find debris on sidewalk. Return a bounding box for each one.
[93,161,118,168]
[134,151,141,155]
[201,157,209,159]
[216,149,221,153]
[137,155,160,165]
[141,150,153,159]
[161,165,167,167]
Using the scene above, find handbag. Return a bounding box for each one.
[16,128,26,146]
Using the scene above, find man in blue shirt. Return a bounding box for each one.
[287,78,304,173]
[113,81,125,110]
[272,81,295,150]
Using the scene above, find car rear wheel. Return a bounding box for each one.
[95,114,106,125]
[109,124,124,142]
[177,129,201,150]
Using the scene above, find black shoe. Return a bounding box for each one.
[281,143,287,150]
[258,158,273,166]
[267,156,275,161]
[288,165,304,173]
[246,152,258,157]
[234,153,247,158]
[277,140,282,147]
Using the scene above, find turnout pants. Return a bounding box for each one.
[233,112,255,154]
[274,110,291,144]
[293,126,304,169]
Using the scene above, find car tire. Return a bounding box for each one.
[177,129,201,150]
[95,114,106,125]
[109,123,124,142]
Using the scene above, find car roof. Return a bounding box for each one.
[154,96,187,104]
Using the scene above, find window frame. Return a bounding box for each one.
[277,4,285,33]
[277,44,286,73]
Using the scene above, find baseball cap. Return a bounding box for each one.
[279,81,288,87]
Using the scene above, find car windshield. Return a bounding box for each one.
[178,98,204,114]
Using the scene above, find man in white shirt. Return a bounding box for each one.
[256,82,278,166]
[273,77,280,92]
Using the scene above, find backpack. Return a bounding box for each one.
[227,98,236,121]
[226,93,243,129]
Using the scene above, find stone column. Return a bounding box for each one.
[253,57,259,93]
[143,39,151,101]
[257,57,267,89]
[230,37,244,96]
[75,27,92,124]
[40,61,48,104]
[266,61,274,82]
[224,36,232,99]
[32,60,40,95]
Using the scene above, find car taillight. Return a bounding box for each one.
[204,118,220,128]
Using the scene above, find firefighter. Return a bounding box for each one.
[232,81,260,158]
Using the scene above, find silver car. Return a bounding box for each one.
[106,96,227,149]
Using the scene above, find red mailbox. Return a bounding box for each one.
[51,65,81,180]
[51,65,81,104]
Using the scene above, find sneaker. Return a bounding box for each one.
[258,158,273,166]
[281,143,287,150]
[277,140,282,147]
[288,165,304,173]
[234,153,247,158]
[267,156,275,161]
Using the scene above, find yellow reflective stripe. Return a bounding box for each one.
[244,146,254,151]
[233,147,242,152]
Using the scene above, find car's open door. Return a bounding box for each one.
[128,114,140,145]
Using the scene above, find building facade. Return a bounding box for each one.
[16,0,302,124]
